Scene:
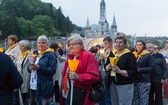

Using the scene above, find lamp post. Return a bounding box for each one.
[133,34,137,47]
[4,39,7,51]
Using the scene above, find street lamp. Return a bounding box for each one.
[4,39,7,51]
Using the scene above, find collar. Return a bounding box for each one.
[7,43,18,52]
[18,50,30,60]
[134,50,149,62]
[67,49,85,60]
[114,48,130,58]
[38,48,54,57]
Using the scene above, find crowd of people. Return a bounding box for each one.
[0,33,168,105]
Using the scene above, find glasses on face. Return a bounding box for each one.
[68,43,80,47]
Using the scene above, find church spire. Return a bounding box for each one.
[111,15,117,28]
[98,0,109,36]
[85,17,91,37]
[100,0,106,18]
[111,15,117,36]
[86,17,91,29]
[100,0,105,9]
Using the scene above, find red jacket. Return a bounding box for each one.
[61,49,100,105]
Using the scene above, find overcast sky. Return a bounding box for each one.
[41,0,168,37]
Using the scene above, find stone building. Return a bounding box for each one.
[85,0,118,38]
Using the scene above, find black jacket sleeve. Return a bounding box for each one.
[4,53,23,90]
[0,53,23,92]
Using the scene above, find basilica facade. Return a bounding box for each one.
[85,0,117,38]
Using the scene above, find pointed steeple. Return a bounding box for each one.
[85,17,91,37]
[86,17,91,29]
[100,0,105,9]
[98,0,109,36]
[111,15,117,36]
[111,15,117,27]
[99,0,106,19]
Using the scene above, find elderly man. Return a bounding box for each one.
[146,43,168,105]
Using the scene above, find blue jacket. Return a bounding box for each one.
[136,53,155,82]
[28,51,57,99]
[37,51,57,98]
[0,52,23,105]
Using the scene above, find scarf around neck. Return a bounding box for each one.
[38,48,54,57]
[18,50,30,61]
[114,48,130,58]
[103,48,116,58]
[7,43,18,53]
[133,50,149,62]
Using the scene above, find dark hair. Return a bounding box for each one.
[103,36,112,43]
[128,46,135,52]
[96,44,101,49]
[89,46,98,53]
[136,40,146,50]
[49,42,59,50]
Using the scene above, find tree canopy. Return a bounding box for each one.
[0,0,81,40]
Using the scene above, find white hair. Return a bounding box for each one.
[146,43,155,48]
[19,40,31,50]
[67,36,84,49]
[37,35,49,43]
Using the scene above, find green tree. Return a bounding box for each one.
[32,15,56,36]
[17,17,29,39]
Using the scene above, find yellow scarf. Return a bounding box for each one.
[109,48,130,77]
[96,50,100,54]
[38,48,54,57]
[103,48,117,58]
[18,50,30,61]
[132,51,138,58]
[0,47,4,52]
[114,48,130,58]
[133,50,149,62]
[7,43,18,53]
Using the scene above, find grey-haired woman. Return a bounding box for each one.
[28,35,57,105]
[16,40,31,105]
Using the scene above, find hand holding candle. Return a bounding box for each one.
[109,57,118,76]
[68,60,79,80]
[68,59,80,105]
[109,57,118,66]
[28,53,37,64]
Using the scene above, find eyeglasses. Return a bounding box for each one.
[68,43,80,47]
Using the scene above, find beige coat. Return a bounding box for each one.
[5,45,20,64]
[16,55,30,93]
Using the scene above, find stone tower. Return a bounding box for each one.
[98,0,109,36]
[111,15,117,37]
[85,17,91,37]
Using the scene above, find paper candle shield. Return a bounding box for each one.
[28,54,37,64]
[109,57,118,66]
[68,60,79,72]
